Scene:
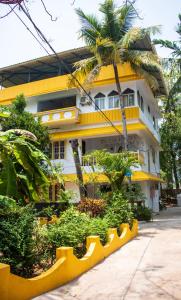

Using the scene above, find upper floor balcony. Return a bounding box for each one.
[36,106,80,126]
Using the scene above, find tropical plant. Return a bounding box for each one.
[154,14,181,99]
[72,0,162,150]
[104,191,134,228]
[0,94,50,153]
[0,129,50,202]
[133,205,152,221]
[77,197,106,217]
[84,150,138,191]
[0,196,37,277]
[154,14,181,188]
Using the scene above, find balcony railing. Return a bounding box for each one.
[36,106,80,126]
[82,151,144,167]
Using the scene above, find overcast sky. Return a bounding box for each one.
[0,0,180,68]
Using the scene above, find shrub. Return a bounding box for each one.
[104,192,134,230]
[0,196,36,277]
[88,218,109,245]
[41,207,91,259]
[133,206,152,221]
[77,198,106,217]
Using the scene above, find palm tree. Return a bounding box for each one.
[154,14,181,99]
[0,129,51,202]
[71,0,162,150]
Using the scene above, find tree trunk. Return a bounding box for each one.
[113,63,128,151]
[70,139,85,200]
[171,150,179,189]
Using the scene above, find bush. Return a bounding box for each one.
[88,218,109,245]
[77,198,106,217]
[133,206,152,221]
[41,207,91,259]
[39,206,111,261]
[0,196,36,277]
[104,192,134,230]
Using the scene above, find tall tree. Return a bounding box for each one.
[0,94,50,153]
[155,14,181,188]
[71,0,162,150]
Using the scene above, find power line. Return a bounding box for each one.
[12,2,123,138]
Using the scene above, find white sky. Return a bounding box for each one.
[0,0,180,68]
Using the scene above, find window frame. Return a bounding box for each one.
[51,140,65,160]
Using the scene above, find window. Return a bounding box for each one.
[51,141,65,159]
[108,91,120,108]
[94,92,105,110]
[148,106,151,114]
[122,88,135,107]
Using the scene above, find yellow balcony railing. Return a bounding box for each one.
[36,106,80,126]
[82,150,144,166]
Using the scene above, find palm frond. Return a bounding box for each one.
[99,0,120,41]
[76,8,102,46]
[153,39,180,53]
[169,76,181,98]
[126,50,161,91]
[68,56,99,90]
[118,3,137,36]
[119,27,144,49]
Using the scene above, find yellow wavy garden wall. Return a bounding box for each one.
[0,220,138,300]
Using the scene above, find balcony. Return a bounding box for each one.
[82,151,145,167]
[36,106,80,127]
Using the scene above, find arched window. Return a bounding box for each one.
[94,92,105,110]
[122,88,135,107]
[108,90,120,108]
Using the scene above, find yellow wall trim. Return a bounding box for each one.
[63,171,162,183]
[0,64,139,104]
[0,221,138,300]
[50,122,145,140]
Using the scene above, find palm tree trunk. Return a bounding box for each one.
[113,63,128,151]
[70,139,85,200]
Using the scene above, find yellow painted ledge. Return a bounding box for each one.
[64,171,163,183]
[0,220,138,300]
[50,123,146,140]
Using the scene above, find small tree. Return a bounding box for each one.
[0,94,50,153]
[84,150,138,191]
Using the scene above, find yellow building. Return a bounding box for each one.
[0,46,166,212]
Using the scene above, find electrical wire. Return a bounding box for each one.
[10,6,52,56]
[12,2,123,138]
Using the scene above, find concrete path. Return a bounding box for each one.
[34,207,181,300]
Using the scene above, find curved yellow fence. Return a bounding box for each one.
[0,220,138,300]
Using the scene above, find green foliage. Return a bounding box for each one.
[0,196,36,277]
[41,207,91,259]
[0,94,50,153]
[121,183,146,203]
[0,129,50,202]
[133,206,152,222]
[84,150,138,191]
[104,191,134,228]
[77,198,106,217]
[88,217,109,245]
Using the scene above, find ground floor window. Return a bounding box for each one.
[50,141,65,159]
